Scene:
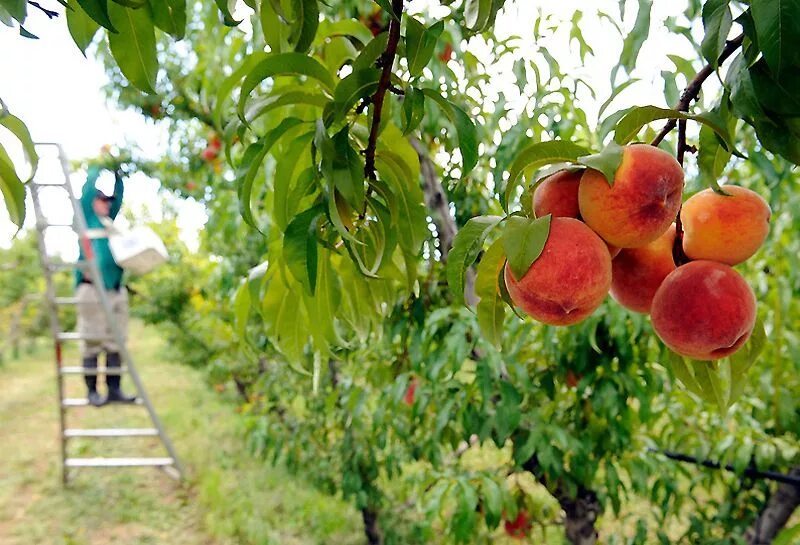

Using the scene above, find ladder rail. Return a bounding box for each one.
[30,142,184,482]
[28,172,69,485]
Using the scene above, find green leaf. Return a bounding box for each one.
[577,141,624,186]
[147,0,186,39]
[291,0,318,52]
[598,78,640,118]
[374,158,426,256]
[0,0,26,23]
[352,32,389,72]
[19,25,38,39]
[328,68,381,124]
[374,0,399,20]
[749,58,800,116]
[665,350,705,398]
[480,477,503,530]
[0,143,25,228]
[0,112,38,180]
[451,480,479,542]
[773,524,800,545]
[66,0,101,53]
[701,0,732,67]
[422,89,478,176]
[233,280,251,341]
[447,215,502,306]
[284,204,324,294]
[697,121,731,192]
[213,0,239,26]
[501,215,551,280]
[464,0,491,31]
[750,0,800,74]
[614,0,651,80]
[728,316,766,405]
[75,0,116,32]
[238,53,335,122]
[215,52,269,128]
[315,124,365,211]
[405,17,444,77]
[237,117,305,232]
[475,239,506,347]
[401,86,425,135]
[108,2,158,94]
[244,90,327,124]
[504,140,590,210]
[690,359,727,412]
[613,105,735,152]
[725,53,764,121]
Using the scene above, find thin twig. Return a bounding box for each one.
[28,1,58,19]
[650,33,744,146]
[364,0,404,181]
[651,448,800,487]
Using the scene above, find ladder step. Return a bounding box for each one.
[63,397,143,407]
[57,332,113,341]
[39,222,75,229]
[59,366,128,376]
[65,457,174,468]
[47,261,89,272]
[64,428,158,438]
[54,297,79,305]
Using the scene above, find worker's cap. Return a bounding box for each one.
[94,190,116,202]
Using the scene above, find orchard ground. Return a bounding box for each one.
[0,320,363,545]
[4,323,794,543]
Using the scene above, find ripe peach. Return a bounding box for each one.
[651,260,756,360]
[504,510,531,539]
[680,185,770,266]
[610,225,676,313]
[579,145,684,248]
[504,217,611,326]
[533,169,582,219]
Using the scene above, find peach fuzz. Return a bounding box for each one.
[611,224,676,313]
[680,185,771,266]
[579,145,684,248]
[533,169,582,219]
[504,217,612,326]
[651,260,756,360]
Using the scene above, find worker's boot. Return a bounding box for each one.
[105,352,136,403]
[83,355,105,407]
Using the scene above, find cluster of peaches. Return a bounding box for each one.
[504,144,771,361]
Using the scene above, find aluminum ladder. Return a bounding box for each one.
[27,142,183,484]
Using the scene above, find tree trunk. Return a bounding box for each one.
[746,467,800,545]
[409,136,477,306]
[361,507,382,545]
[560,488,600,545]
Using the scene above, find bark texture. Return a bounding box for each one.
[746,466,800,545]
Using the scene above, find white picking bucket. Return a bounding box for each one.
[108,226,169,275]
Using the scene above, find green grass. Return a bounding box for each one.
[0,321,364,545]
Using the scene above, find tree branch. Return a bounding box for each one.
[364,0,404,180]
[650,34,745,146]
[746,467,800,545]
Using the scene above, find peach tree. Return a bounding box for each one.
[1,0,799,544]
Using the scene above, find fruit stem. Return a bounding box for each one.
[364,0,405,182]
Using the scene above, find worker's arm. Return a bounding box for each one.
[109,169,124,219]
[80,165,101,221]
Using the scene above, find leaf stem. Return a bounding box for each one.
[364,0,404,181]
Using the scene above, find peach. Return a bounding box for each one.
[533,169,582,219]
[651,260,756,360]
[504,217,611,326]
[579,145,684,248]
[610,225,676,313]
[680,185,771,266]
